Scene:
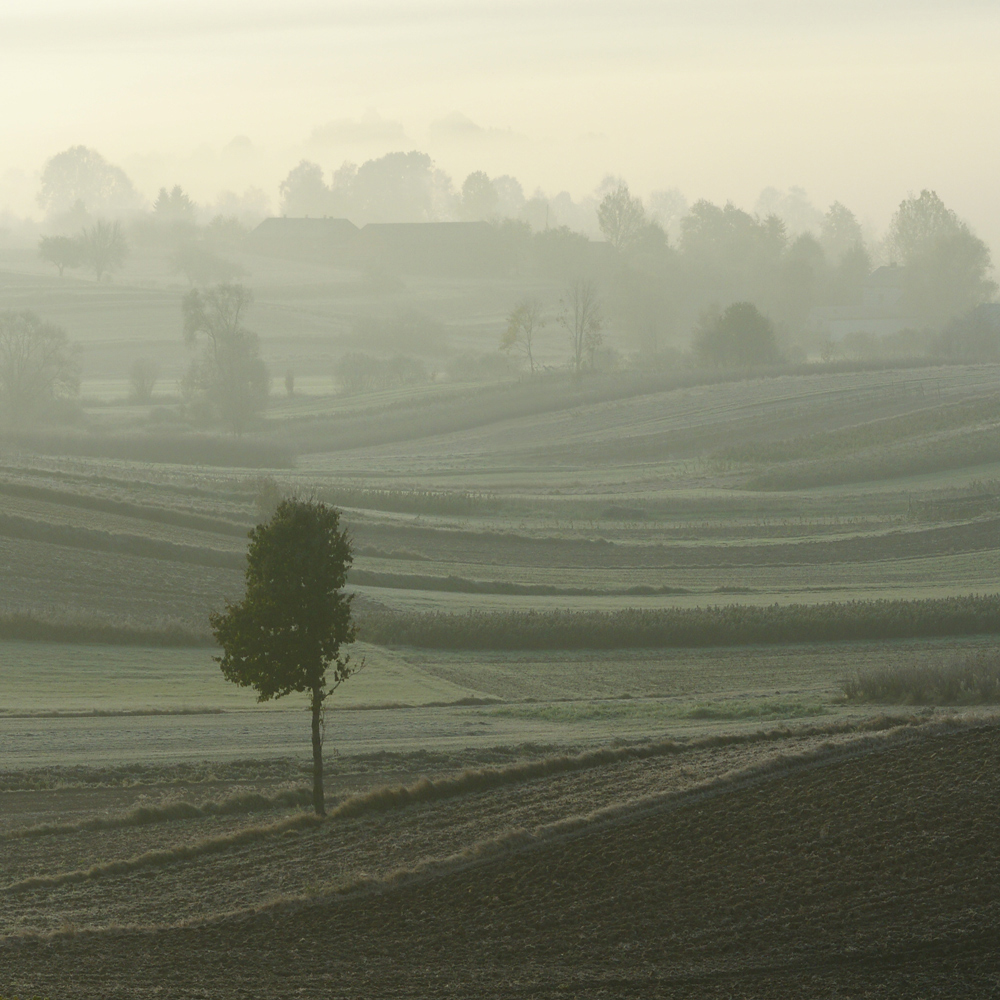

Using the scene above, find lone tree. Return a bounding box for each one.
[79,219,128,281]
[560,279,603,376]
[210,499,357,816]
[182,283,269,434]
[598,183,648,253]
[500,297,545,373]
[38,235,83,277]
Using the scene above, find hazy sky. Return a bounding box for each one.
[3,1,1000,248]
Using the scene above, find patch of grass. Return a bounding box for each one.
[480,698,828,723]
[842,651,1000,705]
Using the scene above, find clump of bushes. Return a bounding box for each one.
[842,651,1000,704]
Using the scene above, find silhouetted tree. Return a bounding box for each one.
[38,235,83,277]
[500,298,545,373]
[694,302,781,368]
[821,202,864,262]
[0,311,80,433]
[37,146,140,218]
[560,279,603,375]
[461,171,499,220]
[79,220,128,280]
[128,358,160,404]
[279,161,331,217]
[182,283,269,434]
[211,499,357,816]
[887,190,996,327]
[153,185,198,226]
[598,183,647,253]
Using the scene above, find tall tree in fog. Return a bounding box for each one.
[500,298,545,373]
[279,161,332,217]
[560,280,603,375]
[182,283,269,435]
[153,185,198,227]
[352,151,440,223]
[461,171,499,221]
[79,220,128,281]
[887,190,996,328]
[211,499,357,817]
[821,202,864,262]
[598,183,648,253]
[0,311,80,433]
[37,146,140,218]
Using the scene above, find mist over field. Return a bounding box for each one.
[3,2,1000,997]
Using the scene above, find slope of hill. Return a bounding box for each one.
[2,718,996,998]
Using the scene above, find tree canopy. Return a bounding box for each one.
[181,284,269,434]
[693,302,782,368]
[210,499,357,815]
[0,311,80,433]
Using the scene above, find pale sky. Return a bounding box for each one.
[2,1,1000,249]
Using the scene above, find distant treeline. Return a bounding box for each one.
[357,595,1000,650]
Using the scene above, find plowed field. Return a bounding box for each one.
[3,717,998,998]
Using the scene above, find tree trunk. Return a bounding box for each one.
[311,686,325,816]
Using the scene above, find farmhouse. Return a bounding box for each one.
[809,263,910,340]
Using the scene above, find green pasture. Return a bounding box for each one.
[0,641,481,715]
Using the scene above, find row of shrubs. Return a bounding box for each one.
[356,594,1000,650]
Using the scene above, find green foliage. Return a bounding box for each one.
[597,182,648,253]
[182,283,269,435]
[843,651,1000,704]
[358,594,1000,651]
[211,499,356,703]
[0,311,80,433]
[212,498,357,815]
[38,234,83,276]
[694,302,782,368]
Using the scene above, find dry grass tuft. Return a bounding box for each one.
[843,651,1000,705]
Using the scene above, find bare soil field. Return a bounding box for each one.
[1,717,997,998]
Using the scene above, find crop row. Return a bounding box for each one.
[717,394,1000,466]
[356,594,1000,650]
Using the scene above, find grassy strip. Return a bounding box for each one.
[0,513,244,568]
[2,788,313,842]
[843,651,1000,705]
[358,594,1000,650]
[0,481,251,537]
[11,430,293,469]
[747,426,1000,490]
[480,699,829,724]
[349,569,689,597]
